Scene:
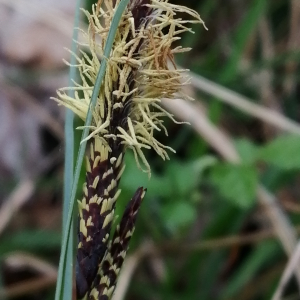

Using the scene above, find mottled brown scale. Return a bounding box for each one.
[99,294,109,300]
[90,187,146,299]
[86,154,117,197]
[76,153,116,299]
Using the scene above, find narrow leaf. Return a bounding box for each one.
[210,163,258,208]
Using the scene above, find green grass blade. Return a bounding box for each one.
[54,1,131,299]
[64,2,82,226]
[219,0,268,82]
[221,241,279,299]
[61,0,83,299]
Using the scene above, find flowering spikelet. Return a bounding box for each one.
[55,0,206,175]
[89,187,146,300]
[53,0,205,299]
[76,138,124,299]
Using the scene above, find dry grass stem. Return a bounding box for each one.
[284,0,300,94]
[272,241,300,300]
[0,179,34,235]
[0,148,62,235]
[0,252,57,299]
[186,70,300,135]
[0,81,64,140]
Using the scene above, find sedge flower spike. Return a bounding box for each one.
[55,0,206,176]
[53,0,205,299]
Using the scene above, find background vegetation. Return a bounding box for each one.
[0,0,300,299]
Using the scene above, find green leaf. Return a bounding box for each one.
[219,0,268,82]
[258,134,300,170]
[121,154,216,199]
[235,138,259,164]
[210,163,258,208]
[166,156,217,196]
[166,162,197,196]
[0,230,61,257]
[162,202,197,232]
[121,152,173,198]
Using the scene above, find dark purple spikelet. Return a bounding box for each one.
[76,139,124,299]
[129,0,152,28]
[89,187,146,300]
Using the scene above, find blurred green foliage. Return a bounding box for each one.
[1,0,300,299]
